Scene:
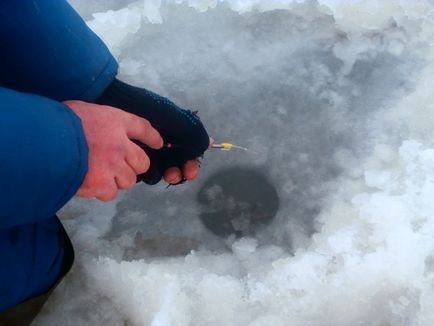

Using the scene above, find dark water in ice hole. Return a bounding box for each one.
[197,167,279,237]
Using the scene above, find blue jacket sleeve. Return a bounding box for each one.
[0,87,88,228]
[0,0,118,102]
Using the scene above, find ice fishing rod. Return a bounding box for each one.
[210,143,249,151]
[162,142,250,152]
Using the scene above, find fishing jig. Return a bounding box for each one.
[211,143,249,151]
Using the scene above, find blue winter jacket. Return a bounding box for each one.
[0,1,118,311]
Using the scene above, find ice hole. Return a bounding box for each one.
[197,166,279,238]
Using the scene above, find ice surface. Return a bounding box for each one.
[33,1,434,325]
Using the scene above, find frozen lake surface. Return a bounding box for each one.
[34,1,434,325]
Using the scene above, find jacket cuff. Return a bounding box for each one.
[79,55,118,102]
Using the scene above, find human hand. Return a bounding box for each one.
[96,79,210,185]
[64,100,163,201]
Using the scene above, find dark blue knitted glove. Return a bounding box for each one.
[96,78,209,185]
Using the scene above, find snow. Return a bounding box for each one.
[33,1,434,325]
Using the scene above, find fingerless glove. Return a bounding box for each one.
[96,79,209,185]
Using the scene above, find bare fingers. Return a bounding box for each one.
[163,159,199,185]
[183,159,199,181]
[163,136,212,185]
[164,166,183,184]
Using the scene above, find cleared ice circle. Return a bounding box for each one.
[34,1,434,325]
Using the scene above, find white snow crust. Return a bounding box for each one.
[34,1,434,325]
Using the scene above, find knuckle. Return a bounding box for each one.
[125,174,136,189]
[94,173,112,189]
[116,171,136,190]
[141,119,152,129]
[106,145,126,168]
[105,156,117,170]
[111,142,126,157]
[127,173,137,188]
[98,189,117,202]
[137,153,150,173]
[137,119,151,135]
